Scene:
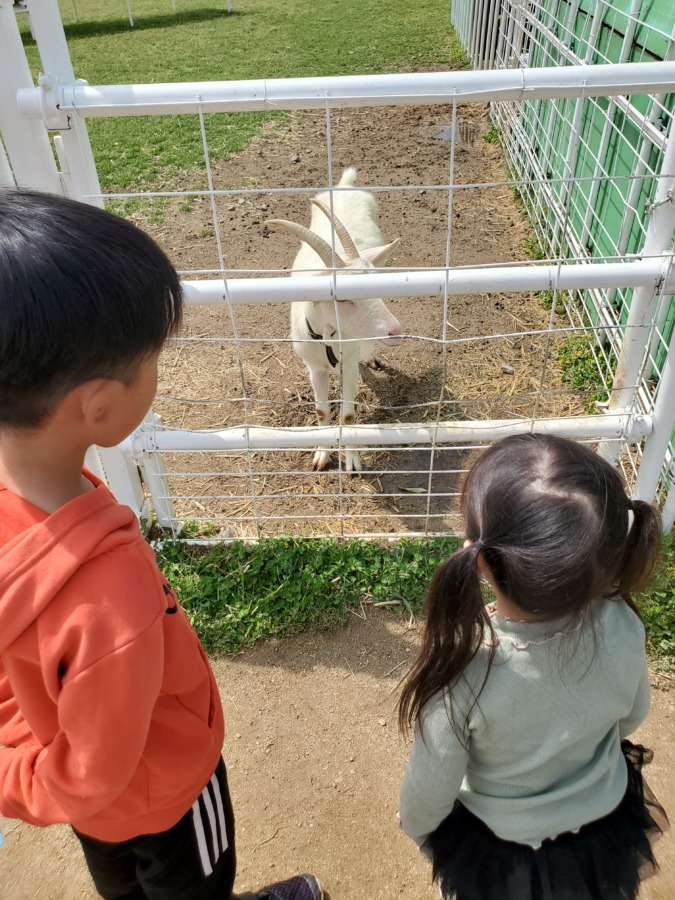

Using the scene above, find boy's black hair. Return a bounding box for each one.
[0,189,183,428]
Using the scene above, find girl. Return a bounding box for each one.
[398,433,668,900]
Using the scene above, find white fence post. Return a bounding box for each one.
[23,0,104,207]
[660,460,675,531]
[134,414,178,529]
[19,0,157,520]
[95,447,150,522]
[599,128,675,456]
[633,312,675,508]
[0,0,62,193]
[84,445,148,524]
[0,136,15,187]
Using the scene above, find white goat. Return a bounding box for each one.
[267,167,402,472]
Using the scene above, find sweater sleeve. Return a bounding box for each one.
[0,621,164,826]
[619,653,651,739]
[398,691,470,848]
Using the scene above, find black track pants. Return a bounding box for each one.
[75,758,236,900]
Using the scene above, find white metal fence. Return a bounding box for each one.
[2,0,675,538]
[451,0,675,530]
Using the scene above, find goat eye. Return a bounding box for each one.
[336,298,353,305]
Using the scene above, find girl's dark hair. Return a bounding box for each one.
[0,189,183,428]
[398,433,661,735]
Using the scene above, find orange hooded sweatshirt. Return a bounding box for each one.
[0,474,224,841]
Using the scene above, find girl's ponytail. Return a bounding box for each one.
[615,499,662,605]
[398,544,494,739]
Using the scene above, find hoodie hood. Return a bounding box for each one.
[0,480,139,653]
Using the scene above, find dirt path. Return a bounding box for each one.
[1,609,672,899]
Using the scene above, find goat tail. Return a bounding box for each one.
[339,166,358,187]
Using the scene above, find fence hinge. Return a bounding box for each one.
[17,75,88,132]
[645,181,675,215]
[130,413,166,458]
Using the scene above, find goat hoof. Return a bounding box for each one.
[312,450,331,471]
[366,356,385,371]
[345,451,363,474]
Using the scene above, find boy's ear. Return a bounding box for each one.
[71,378,124,427]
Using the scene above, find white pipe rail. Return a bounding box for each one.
[16,61,675,120]
[123,413,650,455]
[180,258,675,306]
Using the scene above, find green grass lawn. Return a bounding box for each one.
[19,0,468,191]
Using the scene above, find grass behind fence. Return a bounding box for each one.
[19,0,468,192]
[157,535,675,673]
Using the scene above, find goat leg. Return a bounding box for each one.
[308,365,332,471]
[341,357,362,474]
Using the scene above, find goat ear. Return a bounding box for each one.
[360,238,400,267]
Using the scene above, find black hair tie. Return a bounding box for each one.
[474,538,485,551]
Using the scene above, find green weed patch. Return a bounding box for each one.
[157,536,457,653]
[557,334,614,412]
[642,534,675,666]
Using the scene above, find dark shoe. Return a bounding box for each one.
[256,874,323,900]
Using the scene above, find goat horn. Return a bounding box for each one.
[265,219,346,269]
[310,199,360,262]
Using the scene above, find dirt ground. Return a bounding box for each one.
[128,101,589,537]
[0,609,672,899]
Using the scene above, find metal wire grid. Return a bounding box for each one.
[123,97,502,538]
[464,0,675,515]
[91,89,661,539]
[485,0,674,71]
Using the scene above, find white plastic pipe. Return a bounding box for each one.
[17,61,675,120]
[633,316,675,505]
[0,135,15,187]
[608,130,675,414]
[180,258,674,306]
[660,463,675,531]
[25,0,103,206]
[122,413,650,455]
[0,0,62,193]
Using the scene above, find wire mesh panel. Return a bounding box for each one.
[130,101,605,539]
[452,0,675,527]
[95,85,669,539]
[4,3,675,538]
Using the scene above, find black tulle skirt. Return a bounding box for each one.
[426,741,669,900]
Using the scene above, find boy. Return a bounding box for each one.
[0,189,323,900]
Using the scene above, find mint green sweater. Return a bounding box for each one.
[398,597,650,848]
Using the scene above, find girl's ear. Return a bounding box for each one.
[466,540,495,585]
